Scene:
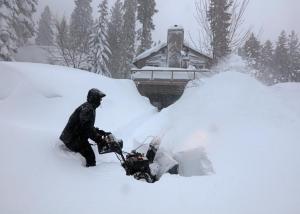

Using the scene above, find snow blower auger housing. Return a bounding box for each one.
[121,150,157,183]
[95,133,157,183]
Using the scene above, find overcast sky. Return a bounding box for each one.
[37,0,300,43]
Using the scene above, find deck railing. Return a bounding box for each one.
[131,68,210,81]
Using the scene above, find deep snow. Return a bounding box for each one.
[0,57,300,214]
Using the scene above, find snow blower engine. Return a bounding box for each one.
[96,133,157,183]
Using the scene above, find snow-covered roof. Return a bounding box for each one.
[133,41,212,63]
[133,42,167,62]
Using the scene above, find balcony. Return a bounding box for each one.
[131,68,211,109]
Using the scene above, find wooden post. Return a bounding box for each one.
[130,70,133,80]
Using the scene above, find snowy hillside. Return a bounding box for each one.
[0,59,300,214]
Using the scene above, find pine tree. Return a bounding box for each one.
[121,0,137,77]
[261,40,274,68]
[35,6,54,46]
[242,33,261,70]
[69,0,93,69]
[0,0,37,60]
[260,40,275,84]
[13,0,38,46]
[88,0,111,76]
[136,0,157,54]
[54,16,72,66]
[287,31,300,81]
[107,0,124,78]
[208,0,232,62]
[274,31,289,82]
[0,0,18,61]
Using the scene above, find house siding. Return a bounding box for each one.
[134,45,211,69]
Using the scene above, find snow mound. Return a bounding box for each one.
[1,58,300,214]
[0,62,156,136]
[0,65,21,100]
[133,57,300,183]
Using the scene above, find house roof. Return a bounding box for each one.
[133,42,167,62]
[133,41,212,63]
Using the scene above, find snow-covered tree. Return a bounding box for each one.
[88,0,111,76]
[195,0,249,58]
[274,31,289,82]
[260,40,274,68]
[54,16,72,66]
[0,0,17,61]
[35,5,54,46]
[287,31,300,81]
[0,0,37,60]
[69,0,93,69]
[208,0,232,62]
[121,0,137,77]
[136,0,157,54]
[13,0,38,46]
[242,33,261,69]
[107,0,124,78]
[259,40,275,84]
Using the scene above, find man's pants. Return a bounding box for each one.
[65,139,96,166]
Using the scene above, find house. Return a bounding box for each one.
[131,25,213,110]
[133,25,212,70]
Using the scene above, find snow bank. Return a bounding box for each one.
[131,56,300,213]
[0,62,156,139]
[1,58,300,214]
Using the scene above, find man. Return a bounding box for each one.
[60,88,109,167]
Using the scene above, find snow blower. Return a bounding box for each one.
[95,133,157,183]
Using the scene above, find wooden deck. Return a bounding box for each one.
[131,69,210,109]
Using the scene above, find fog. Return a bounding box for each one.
[37,0,300,43]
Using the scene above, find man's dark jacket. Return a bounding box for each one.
[60,102,99,148]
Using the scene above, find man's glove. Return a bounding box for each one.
[95,128,111,137]
[103,131,112,136]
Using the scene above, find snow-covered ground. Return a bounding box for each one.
[0,57,300,214]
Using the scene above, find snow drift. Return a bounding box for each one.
[1,57,300,214]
